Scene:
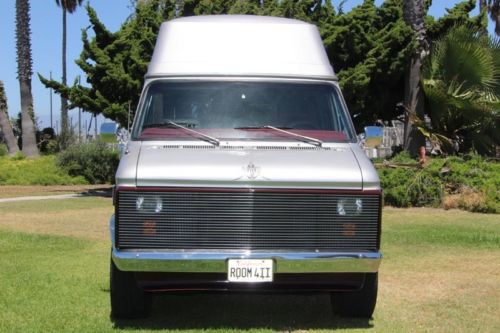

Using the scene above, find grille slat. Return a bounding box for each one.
[117,191,380,250]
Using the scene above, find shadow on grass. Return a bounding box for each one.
[112,293,372,331]
[79,187,113,198]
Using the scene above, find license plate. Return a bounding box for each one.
[227,259,273,282]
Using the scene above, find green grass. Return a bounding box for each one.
[382,208,500,249]
[0,155,87,185]
[0,200,499,332]
[0,231,110,333]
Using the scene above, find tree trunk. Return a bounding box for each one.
[0,109,19,155]
[20,79,38,156]
[0,81,19,155]
[403,0,427,157]
[61,8,69,138]
[16,0,38,157]
[403,56,426,155]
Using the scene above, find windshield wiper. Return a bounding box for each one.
[235,125,323,147]
[143,120,220,146]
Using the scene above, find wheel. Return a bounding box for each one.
[330,273,378,318]
[110,257,152,319]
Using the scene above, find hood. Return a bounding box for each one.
[133,142,363,189]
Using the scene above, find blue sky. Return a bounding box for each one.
[0,0,493,132]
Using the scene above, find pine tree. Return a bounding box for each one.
[39,0,483,138]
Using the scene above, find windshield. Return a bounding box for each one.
[133,81,356,142]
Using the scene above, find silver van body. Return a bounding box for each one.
[110,15,381,319]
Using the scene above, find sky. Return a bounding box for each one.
[0,0,494,134]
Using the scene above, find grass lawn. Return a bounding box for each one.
[0,199,499,332]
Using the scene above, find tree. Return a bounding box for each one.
[322,0,415,129]
[40,1,171,126]
[55,0,84,144]
[40,0,483,142]
[0,81,20,155]
[16,0,38,157]
[426,0,482,40]
[402,0,427,156]
[422,25,500,155]
[40,0,412,128]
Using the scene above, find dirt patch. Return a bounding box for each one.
[0,185,111,198]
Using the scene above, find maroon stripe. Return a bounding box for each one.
[116,186,381,196]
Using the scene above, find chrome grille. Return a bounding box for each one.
[116,190,380,250]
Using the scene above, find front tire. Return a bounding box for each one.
[110,257,152,319]
[330,273,378,318]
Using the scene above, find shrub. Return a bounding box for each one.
[377,153,500,213]
[0,155,87,185]
[57,141,120,184]
[379,167,443,208]
[44,129,78,154]
[437,155,499,213]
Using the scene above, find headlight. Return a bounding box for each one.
[355,198,363,214]
[337,198,363,216]
[337,199,347,216]
[135,196,163,213]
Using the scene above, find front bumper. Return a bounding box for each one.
[110,215,382,274]
[112,248,382,273]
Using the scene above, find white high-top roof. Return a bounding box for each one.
[146,15,336,79]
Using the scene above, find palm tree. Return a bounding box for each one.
[16,0,38,157]
[422,25,500,155]
[55,0,83,142]
[402,0,427,156]
[0,81,20,155]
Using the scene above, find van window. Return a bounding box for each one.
[134,81,355,142]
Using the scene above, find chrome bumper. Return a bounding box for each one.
[110,215,381,273]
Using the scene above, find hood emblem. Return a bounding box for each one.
[232,162,269,181]
[245,162,260,180]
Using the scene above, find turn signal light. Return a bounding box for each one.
[143,220,156,235]
[342,223,356,237]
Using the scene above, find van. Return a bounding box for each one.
[110,15,382,319]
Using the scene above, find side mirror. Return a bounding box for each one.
[363,126,383,148]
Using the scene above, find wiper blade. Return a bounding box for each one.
[143,120,220,146]
[265,126,323,147]
[143,121,197,129]
[236,125,322,147]
[234,126,292,130]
